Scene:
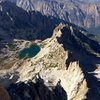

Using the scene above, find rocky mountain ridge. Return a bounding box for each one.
[1,0,100,35]
[0,22,99,99]
[0,1,99,100]
[0,24,89,100]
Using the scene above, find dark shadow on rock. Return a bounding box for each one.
[57,25,100,55]
[7,75,68,100]
[0,1,63,43]
[56,25,100,99]
[0,1,87,46]
[0,72,19,88]
[65,52,77,69]
[57,25,98,69]
[56,23,100,71]
[85,72,100,100]
[53,80,67,100]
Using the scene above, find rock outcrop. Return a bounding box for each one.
[0,24,89,100]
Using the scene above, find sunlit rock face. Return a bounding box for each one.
[0,23,100,100]
[0,1,99,100]
[0,25,88,100]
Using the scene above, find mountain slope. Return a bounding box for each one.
[0,24,88,100]
[1,0,100,35]
[0,22,99,100]
[0,1,99,100]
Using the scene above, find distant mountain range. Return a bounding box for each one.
[1,0,100,35]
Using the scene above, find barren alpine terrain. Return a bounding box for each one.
[0,0,100,100]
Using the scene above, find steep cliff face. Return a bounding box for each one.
[2,0,100,34]
[0,1,62,43]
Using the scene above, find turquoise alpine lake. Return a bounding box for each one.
[19,44,40,59]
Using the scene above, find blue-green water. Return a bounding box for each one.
[19,44,40,59]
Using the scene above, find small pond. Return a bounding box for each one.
[19,44,40,59]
